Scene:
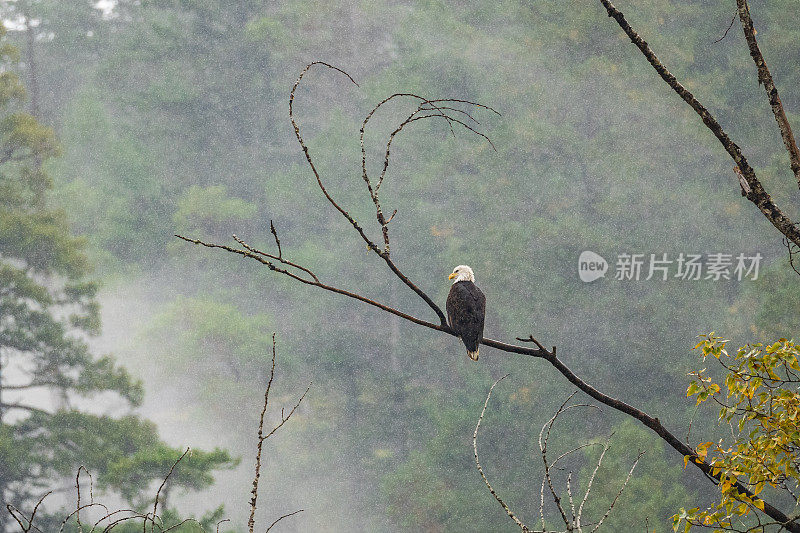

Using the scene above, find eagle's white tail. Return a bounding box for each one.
[467,349,479,361]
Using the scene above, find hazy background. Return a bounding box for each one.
[5,0,800,530]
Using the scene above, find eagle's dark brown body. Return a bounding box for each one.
[446,280,486,361]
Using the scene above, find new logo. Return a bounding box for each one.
[578,251,608,283]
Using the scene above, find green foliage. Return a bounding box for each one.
[676,334,800,531]
[173,184,258,240]
[382,451,457,530]
[143,296,276,373]
[14,411,234,508]
[103,445,237,508]
[0,19,233,527]
[13,0,800,530]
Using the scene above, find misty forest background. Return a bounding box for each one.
[2,0,800,531]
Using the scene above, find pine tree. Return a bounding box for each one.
[0,23,233,529]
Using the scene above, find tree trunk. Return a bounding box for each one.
[24,13,40,120]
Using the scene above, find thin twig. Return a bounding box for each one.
[247,335,307,533]
[6,491,51,533]
[249,334,278,533]
[233,233,319,283]
[577,440,610,532]
[151,447,191,533]
[566,472,577,526]
[260,384,310,442]
[539,395,584,528]
[598,0,800,249]
[269,221,282,259]
[713,14,737,44]
[7,504,30,532]
[589,450,645,533]
[75,465,93,532]
[175,234,470,338]
[686,403,699,443]
[473,375,532,532]
[265,509,304,532]
[289,62,377,256]
[90,508,140,531]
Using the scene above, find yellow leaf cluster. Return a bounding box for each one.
[674,335,800,532]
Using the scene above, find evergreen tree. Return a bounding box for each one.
[0,23,233,529]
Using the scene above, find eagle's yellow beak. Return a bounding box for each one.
[448,272,457,280]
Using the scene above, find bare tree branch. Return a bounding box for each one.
[60,503,114,533]
[260,384,309,443]
[249,334,308,533]
[175,233,453,334]
[477,383,642,532]
[712,14,737,44]
[597,0,800,249]
[151,447,190,533]
[539,396,580,529]
[473,375,533,532]
[265,509,304,533]
[248,335,278,533]
[589,452,644,533]
[75,465,93,531]
[6,491,50,533]
[577,442,608,532]
[290,62,500,326]
[736,0,800,188]
[594,3,800,528]
[179,60,794,531]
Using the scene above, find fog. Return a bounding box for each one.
[2,0,800,531]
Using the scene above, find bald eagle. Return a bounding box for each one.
[446,265,486,361]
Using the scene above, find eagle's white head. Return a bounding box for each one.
[448,265,475,284]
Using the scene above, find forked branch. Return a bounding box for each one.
[178,61,790,531]
[598,0,800,248]
[474,381,642,532]
[596,1,800,528]
[290,62,497,326]
[7,336,306,533]
[473,375,530,531]
[249,334,307,533]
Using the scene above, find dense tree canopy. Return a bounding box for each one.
[3,0,800,530]
[0,20,234,530]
